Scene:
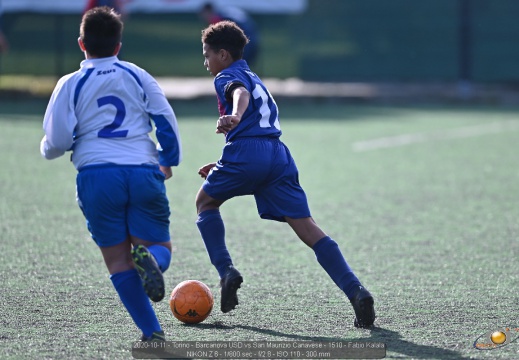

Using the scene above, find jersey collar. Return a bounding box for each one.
[80,56,119,69]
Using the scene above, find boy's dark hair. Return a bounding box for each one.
[80,6,123,58]
[201,20,249,61]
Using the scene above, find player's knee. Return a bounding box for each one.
[195,195,208,214]
[156,240,172,253]
[286,216,326,247]
[107,258,134,275]
[195,189,222,214]
[195,188,207,211]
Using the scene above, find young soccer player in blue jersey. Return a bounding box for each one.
[196,21,375,328]
[40,7,182,341]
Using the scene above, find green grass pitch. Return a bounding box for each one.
[0,100,518,359]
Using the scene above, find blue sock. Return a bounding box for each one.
[313,236,362,300]
[110,269,161,337]
[148,245,171,272]
[196,209,232,278]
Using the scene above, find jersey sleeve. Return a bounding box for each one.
[40,75,77,160]
[223,81,247,103]
[141,71,182,167]
[214,72,249,111]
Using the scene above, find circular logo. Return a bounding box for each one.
[474,328,518,350]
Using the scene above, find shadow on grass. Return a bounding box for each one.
[192,323,471,360]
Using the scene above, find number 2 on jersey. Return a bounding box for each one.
[97,95,128,138]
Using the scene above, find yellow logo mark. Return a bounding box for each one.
[490,331,506,345]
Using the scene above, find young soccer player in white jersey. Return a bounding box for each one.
[40,7,182,341]
[196,21,376,328]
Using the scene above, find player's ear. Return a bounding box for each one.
[220,49,231,62]
[78,37,86,52]
[113,42,122,56]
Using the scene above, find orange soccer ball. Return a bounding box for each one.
[169,280,214,324]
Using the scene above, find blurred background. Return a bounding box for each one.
[1,0,519,101]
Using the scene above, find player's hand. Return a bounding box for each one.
[160,165,173,180]
[216,114,241,135]
[198,162,216,179]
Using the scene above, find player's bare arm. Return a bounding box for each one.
[216,86,250,134]
[198,162,217,179]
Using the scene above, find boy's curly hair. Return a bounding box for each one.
[201,20,249,61]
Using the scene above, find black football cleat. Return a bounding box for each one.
[350,286,376,328]
[220,265,243,313]
[140,330,166,342]
[132,245,165,302]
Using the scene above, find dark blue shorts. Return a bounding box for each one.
[203,137,311,222]
[76,164,170,247]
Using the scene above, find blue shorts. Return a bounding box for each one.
[76,164,170,247]
[203,137,311,222]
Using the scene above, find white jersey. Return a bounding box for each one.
[40,56,182,170]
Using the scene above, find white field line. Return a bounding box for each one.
[351,120,519,152]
